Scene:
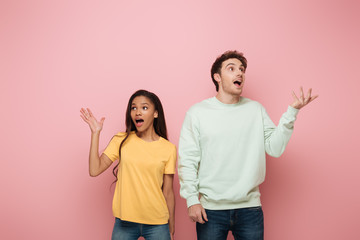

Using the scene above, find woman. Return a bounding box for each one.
[80,90,176,240]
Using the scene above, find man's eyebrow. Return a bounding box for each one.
[225,63,243,68]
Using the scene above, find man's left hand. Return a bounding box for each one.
[291,87,318,109]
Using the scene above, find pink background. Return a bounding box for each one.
[1,0,359,239]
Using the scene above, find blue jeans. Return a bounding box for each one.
[111,218,171,240]
[196,207,264,240]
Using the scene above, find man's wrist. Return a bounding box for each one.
[187,196,200,208]
[288,105,300,115]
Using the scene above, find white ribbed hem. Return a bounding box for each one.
[200,196,261,210]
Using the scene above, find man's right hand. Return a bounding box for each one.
[188,204,208,224]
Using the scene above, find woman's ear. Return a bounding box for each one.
[154,111,158,118]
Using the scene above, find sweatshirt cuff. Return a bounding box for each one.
[287,105,299,117]
[186,195,200,208]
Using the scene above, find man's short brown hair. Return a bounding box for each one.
[211,50,247,91]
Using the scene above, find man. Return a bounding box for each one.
[178,50,318,240]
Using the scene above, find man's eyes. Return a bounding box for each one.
[228,67,244,72]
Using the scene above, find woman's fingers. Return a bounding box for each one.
[80,114,88,122]
[100,117,105,124]
[87,108,94,117]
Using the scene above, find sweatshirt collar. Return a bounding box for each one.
[211,96,244,107]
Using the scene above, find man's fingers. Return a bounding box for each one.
[189,211,204,223]
[308,88,312,98]
[195,211,204,223]
[201,208,208,222]
[300,87,305,103]
[304,88,311,102]
[188,204,207,224]
[197,217,204,224]
[308,95,319,103]
[292,91,300,102]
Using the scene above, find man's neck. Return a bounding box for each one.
[216,92,241,104]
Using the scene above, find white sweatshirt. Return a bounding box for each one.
[178,97,299,209]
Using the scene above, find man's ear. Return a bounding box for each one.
[154,111,158,118]
[214,73,221,83]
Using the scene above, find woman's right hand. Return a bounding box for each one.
[80,108,105,133]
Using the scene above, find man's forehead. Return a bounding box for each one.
[222,58,243,67]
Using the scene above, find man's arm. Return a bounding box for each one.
[263,87,318,157]
[178,111,207,223]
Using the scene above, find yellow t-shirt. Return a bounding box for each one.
[103,131,177,224]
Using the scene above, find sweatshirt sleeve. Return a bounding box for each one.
[178,111,201,208]
[262,106,299,157]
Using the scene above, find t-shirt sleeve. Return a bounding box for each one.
[164,144,177,174]
[103,135,121,162]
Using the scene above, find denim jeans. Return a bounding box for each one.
[196,207,264,240]
[111,218,171,240]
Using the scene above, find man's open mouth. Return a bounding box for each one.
[234,80,242,87]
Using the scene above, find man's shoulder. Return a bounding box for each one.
[241,97,264,108]
[187,97,214,113]
[186,97,264,116]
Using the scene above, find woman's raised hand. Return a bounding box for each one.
[80,108,105,133]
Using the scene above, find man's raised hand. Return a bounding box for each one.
[291,87,318,109]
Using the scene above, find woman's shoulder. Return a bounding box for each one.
[159,137,177,152]
[110,132,128,142]
[114,132,127,137]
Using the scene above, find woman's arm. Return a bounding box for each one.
[163,174,175,239]
[89,133,113,176]
[80,108,112,177]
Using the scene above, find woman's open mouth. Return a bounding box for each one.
[135,119,144,127]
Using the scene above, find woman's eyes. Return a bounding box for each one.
[131,106,148,110]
